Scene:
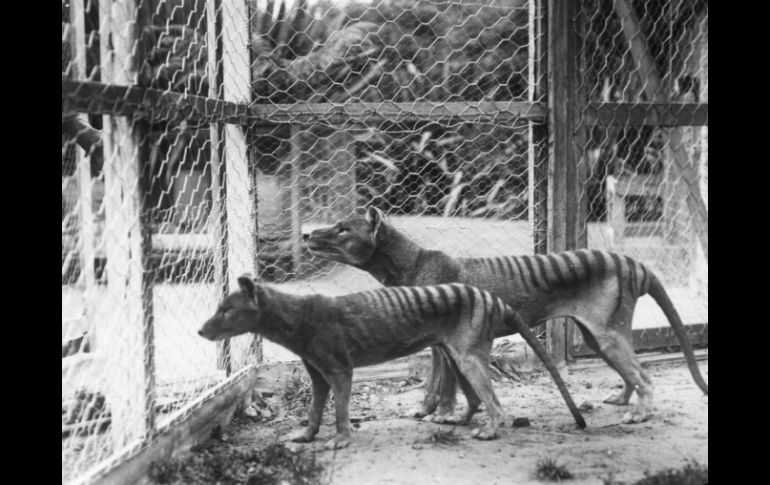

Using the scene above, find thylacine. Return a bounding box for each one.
[198,276,586,449]
[305,207,708,424]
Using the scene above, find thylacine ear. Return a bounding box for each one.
[365,206,385,239]
[237,274,257,301]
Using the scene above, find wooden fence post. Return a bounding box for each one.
[546,0,586,369]
[206,0,233,374]
[97,0,156,447]
[529,0,548,257]
[220,0,260,370]
[68,0,96,327]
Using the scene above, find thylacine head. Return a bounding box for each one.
[304,206,390,267]
[198,275,262,341]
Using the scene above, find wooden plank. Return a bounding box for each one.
[221,0,260,371]
[68,0,96,300]
[96,0,156,449]
[62,79,547,124]
[583,103,708,127]
[528,0,548,256]
[207,0,231,375]
[251,100,546,124]
[546,0,583,370]
[289,126,303,275]
[62,79,251,125]
[71,367,259,485]
[528,0,550,365]
[570,348,708,372]
[573,9,589,253]
[570,324,709,357]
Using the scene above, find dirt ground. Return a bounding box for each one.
[190,358,707,485]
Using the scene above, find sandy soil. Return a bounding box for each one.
[217,358,708,485]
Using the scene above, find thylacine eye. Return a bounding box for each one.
[338,227,348,234]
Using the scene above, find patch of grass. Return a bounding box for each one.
[536,457,574,481]
[283,372,314,417]
[602,461,708,485]
[148,442,325,485]
[427,427,461,446]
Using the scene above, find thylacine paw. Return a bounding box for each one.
[470,426,498,440]
[283,426,318,443]
[622,408,651,424]
[324,435,351,450]
[603,390,631,406]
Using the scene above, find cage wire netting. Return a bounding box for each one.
[61,0,707,482]
[572,0,707,352]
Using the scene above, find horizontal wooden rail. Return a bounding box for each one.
[583,102,708,127]
[64,81,708,128]
[252,100,546,124]
[62,79,251,125]
[62,80,544,125]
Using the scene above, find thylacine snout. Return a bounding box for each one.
[197,276,261,341]
[197,317,221,340]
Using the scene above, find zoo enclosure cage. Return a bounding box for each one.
[61,0,707,483]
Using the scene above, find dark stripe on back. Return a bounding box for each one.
[559,251,580,284]
[520,256,543,289]
[381,289,403,316]
[639,262,649,293]
[625,256,638,295]
[546,254,566,286]
[480,288,490,317]
[534,255,552,290]
[574,250,592,281]
[591,250,607,277]
[396,287,416,315]
[510,257,531,292]
[609,252,625,280]
[423,286,440,314]
[492,257,506,275]
[449,284,464,313]
[466,286,477,318]
[435,285,451,311]
[407,287,426,314]
[559,252,580,283]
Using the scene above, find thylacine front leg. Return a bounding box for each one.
[326,368,354,449]
[283,360,329,443]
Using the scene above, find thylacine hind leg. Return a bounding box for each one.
[602,299,639,405]
[442,344,505,439]
[565,295,640,406]
[434,346,461,420]
[415,346,459,422]
[412,346,457,419]
[432,354,482,425]
[573,317,653,423]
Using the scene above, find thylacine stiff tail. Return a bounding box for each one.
[500,304,587,429]
[643,270,708,396]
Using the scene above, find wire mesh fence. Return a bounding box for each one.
[61,0,707,482]
[572,0,708,353]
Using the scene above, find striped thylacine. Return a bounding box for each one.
[199,277,585,449]
[305,207,708,424]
